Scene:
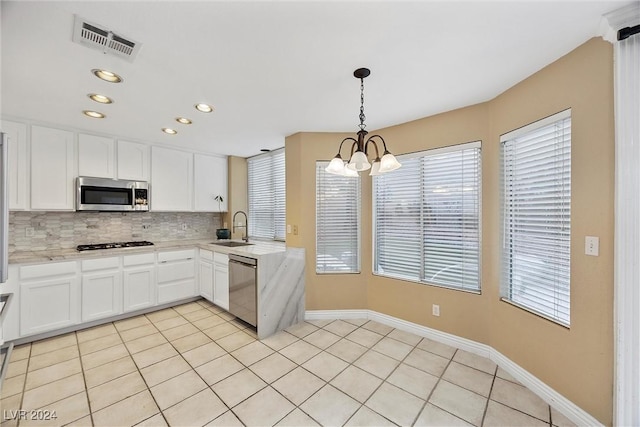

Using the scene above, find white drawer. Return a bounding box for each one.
[20,261,77,280]
[213,252,228,264]
[157,261,195,283]
[81,257,119,272]
[158,249,195,263]
[199,249,213,261]
[123,252,155,267]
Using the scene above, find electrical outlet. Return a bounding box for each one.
[25,227,35,237]
[287,224,292,234]
[142,224,151,230]
[585,236,599,256]
[432,304,440,317]
[180,223,187,231]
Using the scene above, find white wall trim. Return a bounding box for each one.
[306,309,603,427]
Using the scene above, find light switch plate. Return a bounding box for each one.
[585,236,599,256]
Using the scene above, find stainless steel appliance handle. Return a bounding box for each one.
[0,133,8,283]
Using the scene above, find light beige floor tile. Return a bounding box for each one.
[490,378,550,422]
[276,408,320,426]
[28,345,79,371]
[496,367,520,385]
[453,350,496,375]
[271,367,326,406]
[345,328,384,348]
[161,323,200,341]
[20,391,90,427]
[25,358,82,390]
[84,356,137,389]
[429,380,487,426]
[145,308,180,323]
[173,301,203,315]
[345,406,397,427]
[353,350,399,379]
[114,315,152,331]
[0,374,25,398]
[404,347,450,377]
[91,390,159,427]
[231,340,274,366]
[484,400,549,427]
[193,315,227,330]
[5,359,28,379]
[206,410,244,426]
[30,333,77,357]
[211,368,267,408]
[372,336,414,361]
[285,322,319,338]
[80,343,129,370]
[331,365,382,403]
[233,386,296,426]
[344,318,368,326]
[302,329,341,349]
[387,329,423,346]
[228,318,252,330]
[260,330,298,351]
[150,370,207,410]
[134,413,168,427]
[551,406,577,427]
[302,352,349,382]
[216,330,255,352]
[362,320,394,335]
[170,331,212,353]
[76,323,118,343]
[243,327,258,339]
[300,384,360,427]
[415,402,474,426]
[181,308,213,323]
[195,354,244,385]
[387,363,439,399]
[365,382,425,426]
[64,414,92,427]
[119,324,158,342]
[306,319,334,328]
[443,361,494,397]
[417,338,457,359]
[326,338,368,363]
[182,342,227,367]
[124,332,168,354]
[88,371,147,411]
[1,394,22,423]
[217,311,236,321]
[205,305,224,315]
[154,315,188,331]
[163,388,227,427]
[202,322,240,340]
[22,373,85,410]
[323,320,358,337]
[140,355,191,387]
[9,344,31,361]
[131,342,179,368]
[78,333,122,355]
[279,339,321,364]
[250,353,297,383]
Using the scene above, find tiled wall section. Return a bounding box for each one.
[9,211,222,253]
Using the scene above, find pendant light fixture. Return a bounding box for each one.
[326,68,401,177]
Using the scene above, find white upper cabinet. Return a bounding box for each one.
[194,154,228,212]
[151,146,193,211]
[2,120,28,210]
[30,125,75,210]
[78,133,115,178]
[117,140,150,181]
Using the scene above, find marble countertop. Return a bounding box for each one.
[9,239,286,265]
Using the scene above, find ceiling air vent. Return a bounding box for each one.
[72,15,142,62]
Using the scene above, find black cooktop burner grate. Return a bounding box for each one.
[76,241,154,251]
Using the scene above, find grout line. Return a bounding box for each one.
[479,364,499,426]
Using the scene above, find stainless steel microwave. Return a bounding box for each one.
[76,177,149,212]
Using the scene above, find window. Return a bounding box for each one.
[501,110,571,326]
[316,161,361,273]
[248,148,285,240]
[373,141,481,292]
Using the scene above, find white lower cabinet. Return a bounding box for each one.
[157,249,197,304]
[213,252,229,310]
[123,253,156,312]
[19,262,80,336]
[81,257,122,322]
[199,249,214,303]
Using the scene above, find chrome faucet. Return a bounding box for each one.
[232,210,249,242]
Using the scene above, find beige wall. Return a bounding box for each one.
[227,155,248,238]
[284,38,614,424]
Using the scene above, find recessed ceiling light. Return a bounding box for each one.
[176,117,192,125]
[195,103,213,113]
[162,128,177,135]
[83,110,105,119]
[92,69,123,83]
[88,93,113,104]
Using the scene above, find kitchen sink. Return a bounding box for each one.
[210,241,254,247]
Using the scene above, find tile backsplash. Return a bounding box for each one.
[9,211,221,253]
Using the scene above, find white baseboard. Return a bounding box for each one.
[305,309,603,427]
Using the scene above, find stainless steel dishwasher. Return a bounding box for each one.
[228,254,257,327]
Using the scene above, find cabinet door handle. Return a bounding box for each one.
[160,260,167,264]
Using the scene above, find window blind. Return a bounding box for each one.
[316,161,360,273]
[501,110,571,326]
[248,149,286,240]
[373,142,481,292]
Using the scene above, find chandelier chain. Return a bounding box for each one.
[358,77,366,131]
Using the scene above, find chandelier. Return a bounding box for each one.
[326,68,401,177]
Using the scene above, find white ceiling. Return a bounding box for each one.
[0,1,630,158]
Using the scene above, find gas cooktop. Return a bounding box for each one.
[76,241,154,251]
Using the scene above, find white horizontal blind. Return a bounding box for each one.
[374,142,481,292]
[316,162,360,273]
[501,111,571,326]
[248,149,286,240]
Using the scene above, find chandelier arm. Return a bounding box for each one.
[337,137,357,156]
[364,138,381,159]
[350,140,359,157]
[367,135,389,153]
